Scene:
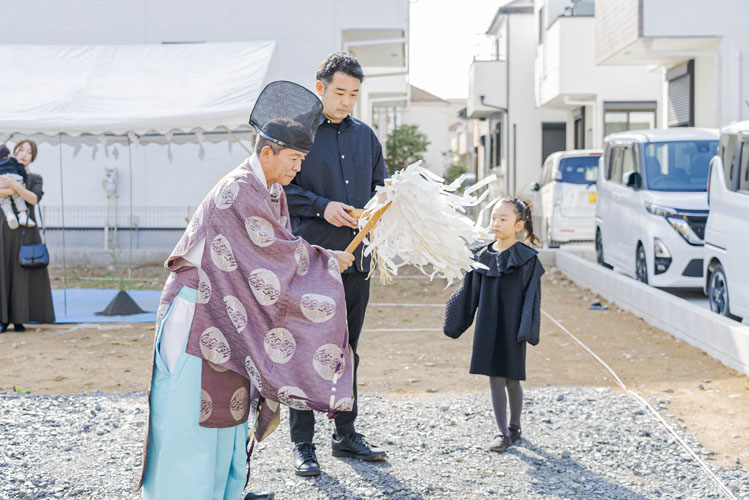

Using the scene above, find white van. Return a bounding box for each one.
[530,150,602,247]
[703,121,749,321]
[595,129,719,288]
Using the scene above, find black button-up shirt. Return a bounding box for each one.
[284,114,387,273]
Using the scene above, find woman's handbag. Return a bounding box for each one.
[19,203,49,270]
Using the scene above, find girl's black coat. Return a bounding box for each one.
[443,242,544,379]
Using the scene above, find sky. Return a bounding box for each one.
[409,0,504,100]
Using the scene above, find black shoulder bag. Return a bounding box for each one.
[19,203,50,270]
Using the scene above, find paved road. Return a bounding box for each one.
[555,243,747,325]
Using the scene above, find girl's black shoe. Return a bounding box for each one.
[13,324,26,332]
[488,435,512,452]
[0,323,8,333]
[509,424,522,444]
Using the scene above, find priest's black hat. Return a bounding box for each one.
[249,81,323,153]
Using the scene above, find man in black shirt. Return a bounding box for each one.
[284,53,388,476]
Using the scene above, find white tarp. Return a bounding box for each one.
[0,41,279,138]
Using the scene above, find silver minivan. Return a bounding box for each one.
[704,121,749,321]
[530,150,601,247]
[595,129,719,288]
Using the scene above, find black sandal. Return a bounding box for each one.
[509,424,522,444]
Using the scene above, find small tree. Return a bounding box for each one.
[385,124,430,175]
[444,162,468,185]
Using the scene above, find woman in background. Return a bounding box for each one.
[0,139,55,332]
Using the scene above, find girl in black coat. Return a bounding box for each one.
[444,198,544,452]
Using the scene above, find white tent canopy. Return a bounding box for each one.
[0,41,279,138]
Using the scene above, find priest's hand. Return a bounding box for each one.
[324,201,358,229]
[331,250,355,272]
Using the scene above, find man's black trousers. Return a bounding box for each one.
[289,271,370,443]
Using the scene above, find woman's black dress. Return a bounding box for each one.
[0,173,55,324]
[444,242,544,380]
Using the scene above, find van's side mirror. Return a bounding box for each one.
[531,182,541,192]
[624,171,642,190]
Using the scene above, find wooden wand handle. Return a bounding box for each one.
[344,202,392,254]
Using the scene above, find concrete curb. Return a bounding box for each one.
[555,251,749,376]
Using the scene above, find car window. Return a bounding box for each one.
[642,140,719,192]
[621,146,635,183]
[607,146,623,184]
[740,141,749,194]
[718,133,738,190]
[557,156,599,184]
[542,159,552,185]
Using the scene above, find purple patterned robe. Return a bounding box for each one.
[155,157,354,435]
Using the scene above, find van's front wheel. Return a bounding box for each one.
[709,264,742,321]
[635,244,649,284]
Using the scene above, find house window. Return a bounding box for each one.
[573,107,585,149]
[667,60,694,127]
[541,123,566,163]
[603,102,657,137]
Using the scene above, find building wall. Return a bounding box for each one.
[594,0,640,65]
[507,13,567,196]
[641,0,746,37]
[693,55,718,128]
[401,102,450,176]
[596,0,749,127]
[0,0,408,97]
[640,0,749,126]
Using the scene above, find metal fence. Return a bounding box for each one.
[40,206,193,250]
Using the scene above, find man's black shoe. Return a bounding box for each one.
[331,432,387,461]
[243,493,275,500]
[293,442,321,477]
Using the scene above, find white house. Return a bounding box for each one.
[467,0,567,197]
[534,0,663,150]
[400,85,451,176]
[595,0,749,129]
[0,0,410,259]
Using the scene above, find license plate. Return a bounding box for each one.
[588,193,597,204]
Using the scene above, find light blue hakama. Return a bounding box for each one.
[142,286,248,500]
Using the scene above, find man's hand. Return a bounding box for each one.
[324,201,358,229]
[331,250,355,272]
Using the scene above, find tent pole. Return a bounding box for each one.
[127,136,133,280]
[58,133,67,315]
[225,127,254,156]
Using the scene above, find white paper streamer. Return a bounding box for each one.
[359,161,494,285]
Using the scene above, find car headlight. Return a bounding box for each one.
[666,217,703,245]
[644,202,703,246]
[644,203,676,217]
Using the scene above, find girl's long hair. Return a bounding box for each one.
[498,197,541,246]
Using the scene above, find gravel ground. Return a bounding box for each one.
[1,387,747,500]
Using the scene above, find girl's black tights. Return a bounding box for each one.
[489,376,523,437]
